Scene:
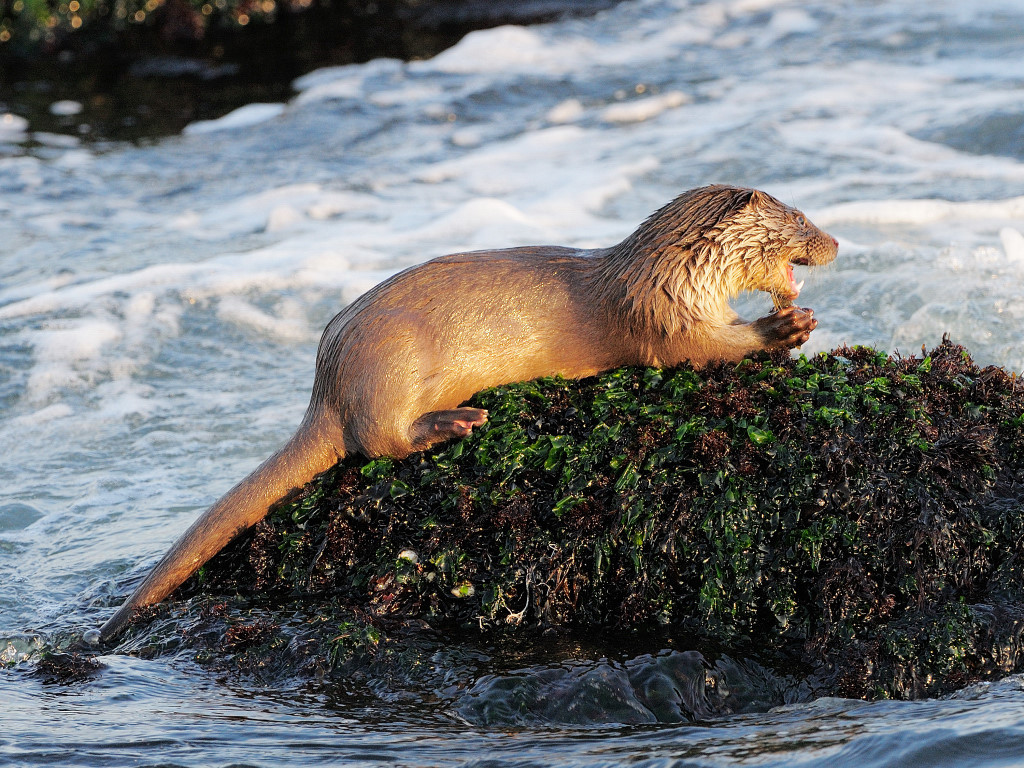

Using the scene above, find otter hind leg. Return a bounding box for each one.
[409,407,489,451]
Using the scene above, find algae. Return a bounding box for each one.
[114,337,1024,701]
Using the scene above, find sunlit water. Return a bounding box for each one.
[3,0,1024,765]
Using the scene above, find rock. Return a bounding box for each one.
[115,337,1024,702]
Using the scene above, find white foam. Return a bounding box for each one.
[306,191,379,220]
[24,320,123,401]
[408,197,548,246]
[10,403,74,427]
[33,132,81,148]
[294,57,403,90]
[817,196,1024,226]
[170,183,328,238]
[412,124,649,220]
[266,205,305,232]
[291,58,403,106]
[730,0,797,12]
[216,296,310,342]
[370,84,444,108]
[183,103,286,135]
[451,128,484,148]
[52,149,94,169]
[0,263,199,321]
[292,76,363,105]
[601,91,691,124]
[766,8,819,37]
[0,112,29,143]
[1000,228,1024,262]
[93,378,159,421]
[414,25,596,75]
[49,100,84,117]
[546,99,584,124]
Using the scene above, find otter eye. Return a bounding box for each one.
[795,215,807,228]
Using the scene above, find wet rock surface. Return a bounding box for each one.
[104,338,1024,708]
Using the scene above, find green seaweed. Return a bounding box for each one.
[129,337,1024,700]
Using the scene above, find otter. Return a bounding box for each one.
[98,184,838,642]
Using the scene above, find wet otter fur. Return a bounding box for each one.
[98,184,838,642]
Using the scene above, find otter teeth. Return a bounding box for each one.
[794,279,805,295]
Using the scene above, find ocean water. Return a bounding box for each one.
[3,0,1024,765]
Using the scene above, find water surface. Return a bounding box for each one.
[3,0,1024,764]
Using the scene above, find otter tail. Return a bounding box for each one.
[99,412,343,643]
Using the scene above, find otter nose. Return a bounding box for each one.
[831,236,838,248]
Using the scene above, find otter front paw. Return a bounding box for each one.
[754,306,817,350]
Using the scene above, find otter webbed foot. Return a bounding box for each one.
[409,407,489,451]
[754,305,817,350]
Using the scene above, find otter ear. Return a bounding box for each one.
[748,189,772,210]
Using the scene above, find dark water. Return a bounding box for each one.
[0,0,620,142]
[8,653,1024,767]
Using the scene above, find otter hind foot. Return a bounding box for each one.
[410,407,489,450]
[754,305,817,350]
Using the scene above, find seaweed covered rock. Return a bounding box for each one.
[127,337,1024,701]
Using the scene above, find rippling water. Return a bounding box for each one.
[3,0,1024,765]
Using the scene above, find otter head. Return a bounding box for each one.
[598,185,838,336]
[717,188,839,306]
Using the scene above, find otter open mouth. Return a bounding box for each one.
[770,262,805,311]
